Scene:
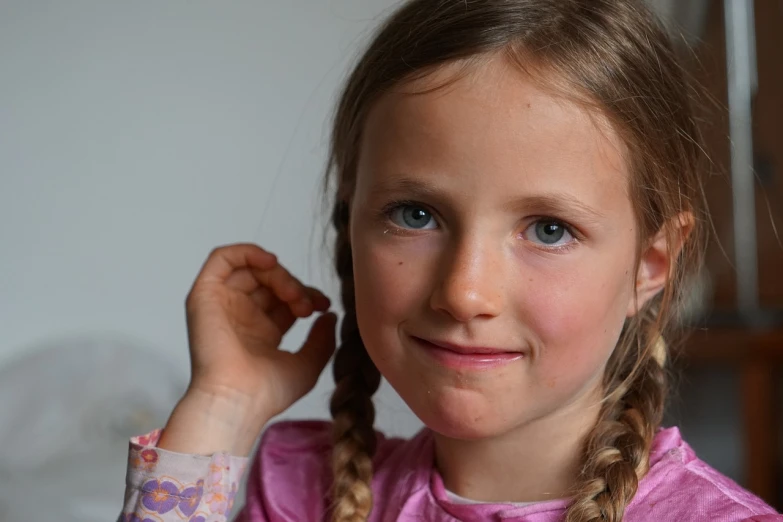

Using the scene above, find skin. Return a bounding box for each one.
[349,54,678,502]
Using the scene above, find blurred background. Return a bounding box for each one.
[0,1,780,520]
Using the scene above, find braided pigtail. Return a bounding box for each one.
[565,316,668,522]
[328,200,382,522]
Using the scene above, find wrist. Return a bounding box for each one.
[157,386,272,456]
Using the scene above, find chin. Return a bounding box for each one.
[407,386,516,441]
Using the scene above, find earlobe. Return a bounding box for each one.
[626,212,694,317]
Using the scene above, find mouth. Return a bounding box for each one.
[410,335,525,370]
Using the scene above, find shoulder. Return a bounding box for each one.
[242,420,421,520]
[257,419,407,466]
[259,419,334,456]
[236,420,336,521]
[626,427,780,521]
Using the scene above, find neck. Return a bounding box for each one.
[433,390,602,503]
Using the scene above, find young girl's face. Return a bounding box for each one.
[349,55,643,440]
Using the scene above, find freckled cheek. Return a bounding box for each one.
[351,231,437,353]
[354,237,430,304]
[519,272,628,382]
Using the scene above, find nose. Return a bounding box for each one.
[429,236,505,322]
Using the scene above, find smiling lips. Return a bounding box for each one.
[411,336,525,370]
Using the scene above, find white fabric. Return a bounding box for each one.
[444,488,539,507]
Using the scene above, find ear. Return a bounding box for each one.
[627,212,694,317]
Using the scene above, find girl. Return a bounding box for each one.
[121,1,781,521]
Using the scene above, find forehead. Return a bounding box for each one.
[356,55,630,208]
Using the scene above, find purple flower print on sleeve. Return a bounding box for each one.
[123,429,249,522]
[141,479,180,514]
[178,480,204,517]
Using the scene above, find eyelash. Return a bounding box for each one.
[379,200,581,252]
[380,200,432,236]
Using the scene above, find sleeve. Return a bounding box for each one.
[741,516,783,521]
[119,429,250,522]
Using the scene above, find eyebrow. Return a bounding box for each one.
[506,193,606,222]
[369,177,442,200]
[368,177,606,222]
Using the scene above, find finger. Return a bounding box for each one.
[248,265,315,306]
[249,286,329,338]
[267,303,297,335]
[258,293,298,334]
[195,243,315,314]
[250,287,330,335]
[304,287,331,312]
[224,268,264,295]
[247,291,313,328]
[247,285,277,312]
[229,272,325,316]
[296,312,338,386]
[279,312,338,400]
[271,286,330,317]
[198,243,277,284]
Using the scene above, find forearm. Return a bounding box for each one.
[158,387,271,457]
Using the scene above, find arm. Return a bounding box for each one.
[120,391,258,522]
[120,244,335,521]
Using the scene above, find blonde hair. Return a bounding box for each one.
[324,1,708,520]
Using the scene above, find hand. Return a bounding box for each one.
[158,243,336,455]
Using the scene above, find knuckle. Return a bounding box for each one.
[286,270,304,288]
[185,284,210,308]
[206,243,269,264]
[206,244,231,260]
[184,294,197,314]
[184,288,200,310]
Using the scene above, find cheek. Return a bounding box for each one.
[350,228,433,359]
[521,252,635,389]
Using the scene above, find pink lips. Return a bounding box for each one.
[412,336,524,370]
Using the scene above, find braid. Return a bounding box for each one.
[329,200,382,522]
[565,326,667,522]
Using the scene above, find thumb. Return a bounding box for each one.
[290,312,338,397]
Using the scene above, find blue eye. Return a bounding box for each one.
[388,204,437,230]
[524,220,574,247]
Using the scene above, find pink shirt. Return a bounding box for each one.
[122,420,780,521]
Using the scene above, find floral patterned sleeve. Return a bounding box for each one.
[119,429,249,522]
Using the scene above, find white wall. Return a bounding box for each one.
[0,0,419,432]
[0,0,712,430]
[0,3,418,518]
